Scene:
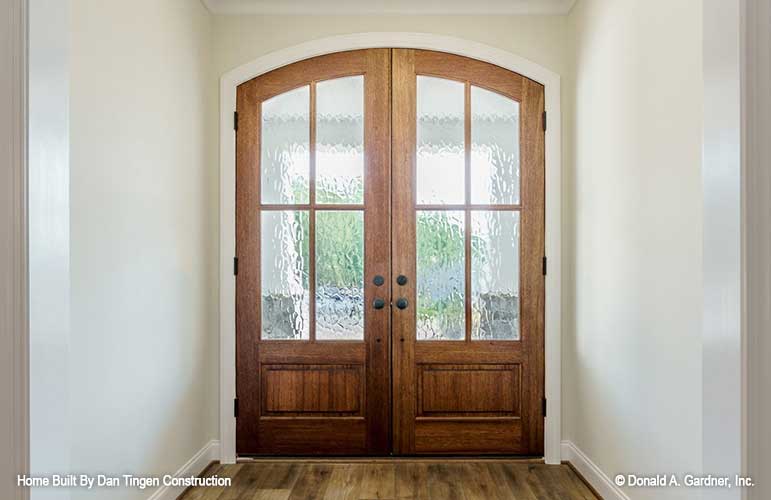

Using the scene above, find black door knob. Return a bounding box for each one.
[396,275,408,286]
[396,298,408,310]
[373,275,385,286]
[373,298,386,310]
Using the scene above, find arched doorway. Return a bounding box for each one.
[234,48,545,456]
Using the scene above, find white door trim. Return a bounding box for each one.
[702,3,747,497]
[218,32,562,464]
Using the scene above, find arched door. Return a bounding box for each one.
[391,50,545,455]
[235,50,392,455]
[235,49,544,456]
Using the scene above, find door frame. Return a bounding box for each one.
[219,32,563,464]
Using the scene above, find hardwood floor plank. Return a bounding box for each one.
[250,490,291,500]
[394,463,428,500]
[177,461,599,500]
[358,463,395,499]
[458,463,505,500]
[287,464,333,500]
[182,464,244,500]
[322,464,365,500]
[216,464,268,500]
[522,464,561,500]
[425,464,465,500]
[543,465,598,500]
[258,464,302,490]
[487,463,537,499]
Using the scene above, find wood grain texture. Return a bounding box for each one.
[262,365,362,414]
[236,74,263,453]
[238,48,545,457]
[414,51,523,101]
[519,77,546,454]
[413,420,522,454]
[391,49,545,455]
[390,49,418,456]
[178,462,599,500]
[362,48,393,455]
[418,364,520,415]
[236,49,392,455]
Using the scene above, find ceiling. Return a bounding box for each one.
[202,0,577,15]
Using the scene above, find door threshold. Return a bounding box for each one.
[235,455,545,464]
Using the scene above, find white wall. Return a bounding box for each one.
[69,1,216,499]
[211,14,570,81]
[565,1,703,499]
[29,0,70,499]
[701,1,744,498]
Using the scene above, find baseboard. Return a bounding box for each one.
[147,440,220,500]
[561,440,630,500]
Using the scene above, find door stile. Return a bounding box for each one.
[391,49,417,455]
[363,48,393,454]
[519,77,546,454]
[235,83,262,453]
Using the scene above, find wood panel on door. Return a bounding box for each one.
[392,49,545,455]
[236,49,391,455]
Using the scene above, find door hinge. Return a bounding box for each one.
[542,398,547,417]
[234,398,239,418]
[233,111,238,131]
[542,256,547,276]
[233,257,239,276]
[542,110,547,131]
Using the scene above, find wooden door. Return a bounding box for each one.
[236,50,391,455]
[391,49,545,455]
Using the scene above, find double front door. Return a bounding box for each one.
[235,49,545,456]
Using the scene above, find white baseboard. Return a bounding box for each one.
[147,440,220,500]
[561,440,630,500]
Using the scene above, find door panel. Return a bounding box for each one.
[236,48,544,457]
[392,49,545,455]
[236,49,391,455]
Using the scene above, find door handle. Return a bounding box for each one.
[373,298,386,310]
[395,298,408,310]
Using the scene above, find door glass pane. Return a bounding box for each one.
[417,76,465,205]
[417,211,465,340]
[261,210,309,339]
[261,86,310,204]
[316,76,364,204]
[471,211,520,340]
[471,86,520,205]
[316,210,364,340]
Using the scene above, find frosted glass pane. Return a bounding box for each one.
[261,86,310,204]
[261,211,309,339]
[471,86,520,205]
[316,77,364,204]
[417,76,465,205]
[316,211,364,340]
[471,211,520,340]
[417,211,465,340]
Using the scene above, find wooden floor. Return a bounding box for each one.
[179,460,600,500]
